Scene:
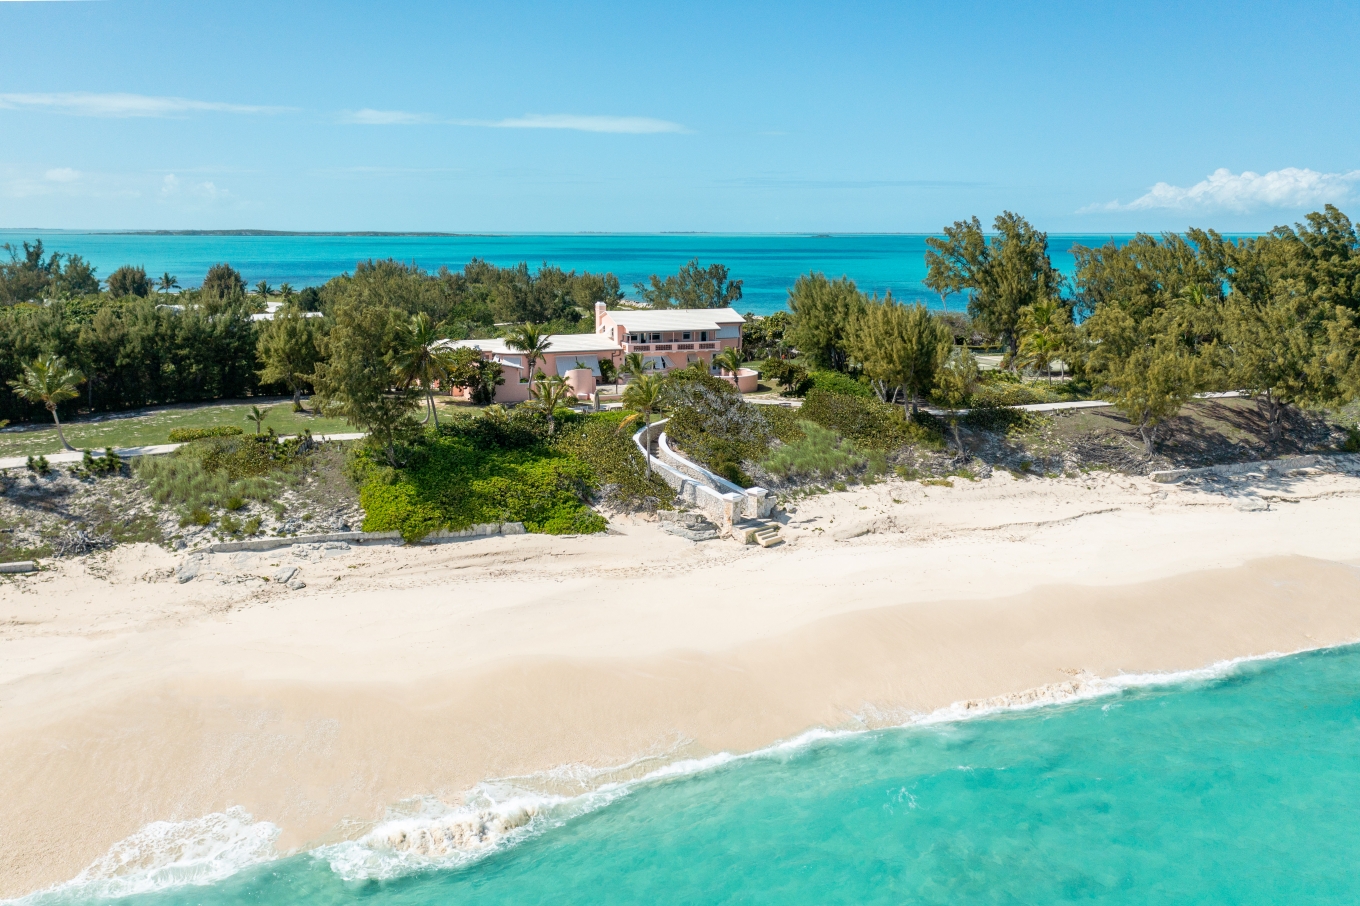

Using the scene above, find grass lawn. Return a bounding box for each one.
[0,397,356,458]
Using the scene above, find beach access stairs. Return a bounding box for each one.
[634,419,781,544]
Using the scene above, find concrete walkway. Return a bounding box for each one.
[0,433,366,471]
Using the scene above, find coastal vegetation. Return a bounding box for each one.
[3,205,1359,547]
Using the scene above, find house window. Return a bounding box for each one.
[682,331,692,340]
[651,333,661,342]
[700,331,708,341]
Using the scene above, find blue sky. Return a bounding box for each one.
[1,0,1357,233]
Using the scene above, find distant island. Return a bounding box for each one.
[114,230,509,237]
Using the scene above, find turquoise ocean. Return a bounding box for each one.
[19,645,1360,905]
[0,232,1144,316]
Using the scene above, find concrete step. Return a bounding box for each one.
[737,521,783,547]
[753,528,783,548]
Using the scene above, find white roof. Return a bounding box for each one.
[605,307,745,332]
[250,310,323,322]
[439,333,621,356]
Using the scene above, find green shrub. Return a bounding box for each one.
[135,434,305,515]
[762,420,865,480]
[81,448,123,476]
[26,454,51,475]
[168,426,244,443]
[190,507,211,526]
[1342,426,1360,453]
[219,513,242,535]
[762,359,811,396]
[357,429,606,541]
[244,516,262,535]
[808,370,873,398]
[759,405,806,444]
[799,390,941,451]
[551,412,673,510]
[663,368,771,482]
[961,405,1035,433]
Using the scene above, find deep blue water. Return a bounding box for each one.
[23,645,1360,905]
[0,232,1140,315]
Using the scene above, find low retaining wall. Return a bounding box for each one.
[1150,452,1360,484]
[207,531,402,554]
[417,522,526,543]
[0,561,37,574]
[206,522,528,554]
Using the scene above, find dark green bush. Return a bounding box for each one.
[81,447,122,475]
[808,370,873,398]
[761,358,811,396]
[168,425,244,443]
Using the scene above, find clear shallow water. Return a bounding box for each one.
[24,645,1360,905]
[0,232,1139,316]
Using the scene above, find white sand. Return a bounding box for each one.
[3,466,1360,896]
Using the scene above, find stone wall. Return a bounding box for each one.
[633,420,776,526]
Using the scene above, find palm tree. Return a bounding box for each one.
[278,283,295,304]
[9,355,85,451]
[245,404,271,435]
[616,373,665,475]
[1018,330,1060,383]
[391,313,457,427]
[503,323,552,398]
[255,281,275,301]
[713,348,744,377]
[1017,300,1067,383]
[158,273,179,298]
[621,352,651,381]
[532,373,575,435]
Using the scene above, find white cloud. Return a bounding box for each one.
[338,108,439,125]
[339,109,687,134]
[194,180,228,200]
[45,167,80,182]
[480,114,687,134]
[160,173,229,201]
[1086,167,1360,214]
[0,92,290,118]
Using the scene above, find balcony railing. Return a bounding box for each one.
[653,344,673,351]
[631,345,650,352]
[677,343,695,350]
[698,342,716,350]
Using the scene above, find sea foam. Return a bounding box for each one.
[14,807,279,904]
[14,647,1304,899]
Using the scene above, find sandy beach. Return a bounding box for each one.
[4,465,1360,898]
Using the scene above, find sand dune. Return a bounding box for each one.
[3,467,1360,897]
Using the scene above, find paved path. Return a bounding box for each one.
[0,433,366,471]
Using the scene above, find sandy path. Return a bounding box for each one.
[3,467,1360,897]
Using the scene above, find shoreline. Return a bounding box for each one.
[4,469,1360,897]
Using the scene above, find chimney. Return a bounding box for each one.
[595,301,607,332]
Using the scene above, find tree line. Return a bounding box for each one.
[779,205,1360,452]
[0,248,629,424]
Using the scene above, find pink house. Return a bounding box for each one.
[440,304,752,404]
